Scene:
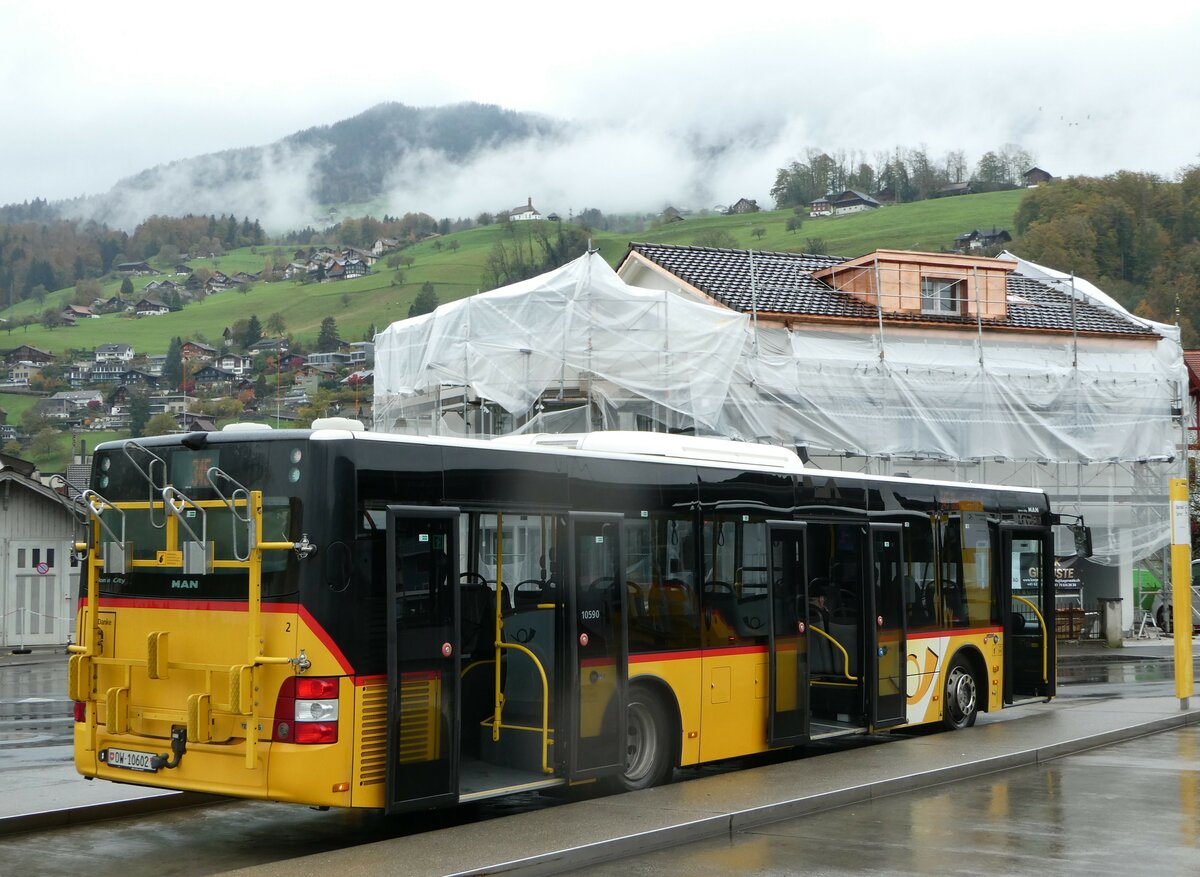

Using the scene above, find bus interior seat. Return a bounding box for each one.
[459,583,497,658]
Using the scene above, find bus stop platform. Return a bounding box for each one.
[217,693,1200,877]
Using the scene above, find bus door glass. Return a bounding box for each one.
[566,512,628,780]
[869,524,907,728]
[384,505,461,813]
[767,521,809,746]
[1001,526,1055,700]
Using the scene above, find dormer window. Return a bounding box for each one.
[921,277,964,315]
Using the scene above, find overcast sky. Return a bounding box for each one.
[3,1,1198,225]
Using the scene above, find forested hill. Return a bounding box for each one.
[282,102,560,204]
[5,102,561,232]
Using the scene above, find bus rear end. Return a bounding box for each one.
[69,432,361,808]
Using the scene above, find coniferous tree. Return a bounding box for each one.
[317,316,340,352]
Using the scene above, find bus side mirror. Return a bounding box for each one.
[1072,525,1093,558]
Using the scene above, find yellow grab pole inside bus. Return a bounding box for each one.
[1170,478,1194,708]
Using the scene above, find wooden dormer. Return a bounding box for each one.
[811,250,1016,321]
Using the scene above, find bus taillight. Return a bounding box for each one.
[272,677,340,744]
[73,701,86,723]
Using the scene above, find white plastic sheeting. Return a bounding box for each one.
[374,251,1187,566]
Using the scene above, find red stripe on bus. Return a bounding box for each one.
[629,650,703,663]
[297,605,355,676]
[908,626,1002,640]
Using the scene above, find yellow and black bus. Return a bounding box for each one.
[70,423,1069,812]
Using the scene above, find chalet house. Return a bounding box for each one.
[935,181,975,198]
[874,186,896,204]
[181,340,218,363]
[727,198,760,214]
[249,338,289,356]
[297,362,338,380]
[218,353,253,375]
[659,207,685,223]
[810,195,833,217]
[510,197,544,221]
[206,271,236,294]
[175,412,217,432]
[284,261,308,280]
[954,227,1013,252]
[116,261,158,275]
[175,264,193,276]
[344,247,378,266]
[135,297,171,316]
[63,304,95,321]
[831,190,881,215]
[4,345,54,366]
[1024,167,1053,186]
[94,343,134,364]
[97,295,133,313]
[232,271,260,286]
[39,390,105,419]
[119,369,158,387]
[373,238,400,255]
[193,365,238,387]
[325,260,346,281]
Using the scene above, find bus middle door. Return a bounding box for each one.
[767,521,809,746]
[868,524,907,728]
[384,505,461,814]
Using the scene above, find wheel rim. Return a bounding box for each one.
[624,701,657,783]
[946,666,977,724]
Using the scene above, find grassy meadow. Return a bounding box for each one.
[0,189,1026,359]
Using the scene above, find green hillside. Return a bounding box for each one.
[0,190,1025,358]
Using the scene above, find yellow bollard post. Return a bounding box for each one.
[1169,478,1194,707]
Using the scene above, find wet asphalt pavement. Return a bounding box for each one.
[0,643,1196,876]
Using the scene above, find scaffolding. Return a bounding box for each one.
[374,251,1188,569]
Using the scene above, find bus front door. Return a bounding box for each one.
[1000,526,1055,701]
[384,505,461,814]
[565,512,628,781]
[868,524,907,728]
[767,521,809,746]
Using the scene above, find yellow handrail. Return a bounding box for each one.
[809,624,859,681]
[1012,595,1049,683]
[492,641,553,774]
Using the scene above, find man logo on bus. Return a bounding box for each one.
[171,579,200,589]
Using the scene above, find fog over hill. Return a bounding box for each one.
[35,101,776,233]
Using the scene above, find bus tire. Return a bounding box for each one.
[941,654,979,730]
[618,686,674,791]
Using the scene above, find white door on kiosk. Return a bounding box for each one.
[5,540,75,648]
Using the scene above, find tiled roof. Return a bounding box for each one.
[624,243,1156,337]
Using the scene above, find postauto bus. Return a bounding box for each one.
[70,423,1073,812]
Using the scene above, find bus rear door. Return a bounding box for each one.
[766,521,809,746]
[565,512,628,780]
[385,505,461,813]
[1000,526,1055,701]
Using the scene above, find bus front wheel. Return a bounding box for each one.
[619,688,674,791]
[942,655,979,730]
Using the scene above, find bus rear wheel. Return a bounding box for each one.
[618,688,673,791]
[942,655,979,730]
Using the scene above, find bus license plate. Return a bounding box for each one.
[102,747,157,772]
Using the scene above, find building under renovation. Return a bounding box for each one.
[373,246,1189,627]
